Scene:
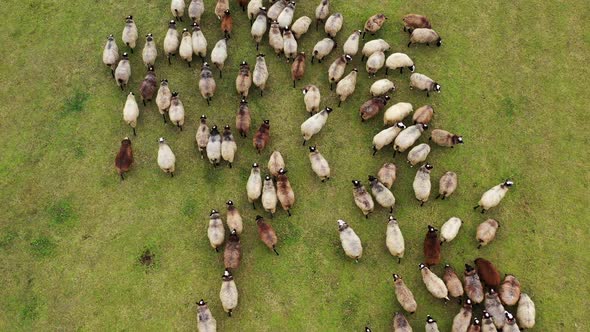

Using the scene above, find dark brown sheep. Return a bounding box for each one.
[360,95,390,121]
[475,258,501,289]
[235,98,251,138]
[115,137,133,180]
[291,52,306,88]
[256,215,279,255]
[139,66,157,106]
[253,120,270,153]
[402,14,431,32]
[221,9,233,39]
[423,225,441,266]
[224,229,242,270]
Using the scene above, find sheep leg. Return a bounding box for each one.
[398,257,401,264]
[372,146,377,156]
[365,214,368,219]
[311,56,315,64]
[287,209,291,217]
[318,58,322,63]
[426,90,430,97]
[420,201,424,206]
[120,173,125,181]
[330,82,333,90]
[338,100,342,107]
[442,195,446,200]
[206,98,210,106]
[132,127,136,136]
[273,247,279,255]
[400,67,403,74]
[292,80,295,88]
[162,113,167,123]
[168,55,171,65]
[177,122,183,131]
[362,31,366,40]
[385,67,388,75]
[256,42,259,51]
[219,69,223,79]
[390,207,393,213]
[407,41,412,48]
[187,60,191,67]
[302,139,307,146]
[215,247,219,253]
[477,244,482,249]
[315,20,319,31]
[170,172,174,178]
[435,193,441,199]
[473,205,480,210]
[393,150,397,158]
[481,209,486,214]
[111,68,115,78]
[260,89,263,97]
[252,202,256,209]
[143,99,146,106]
[229,163,232,168]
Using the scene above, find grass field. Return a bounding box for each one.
[1,0,589,330]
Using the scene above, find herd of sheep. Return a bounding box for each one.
[104,0,536,331]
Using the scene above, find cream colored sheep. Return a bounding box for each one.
[336,68,358,106]
[328,54,352,90]
[211,39,228,78]
[308,146,330,181]
[206,126,222,166]
[253,54,269,96]
[413,164,433,206]
[246,163,262,208]
[325,13,343,37]
[437,171,458,199]
[385,52,415,75]
[262,175,278,217]
[168,92,185,130]
[473,180,514,213]
[102,34,119,78]
[219,269,238,317]
[196,300,217,332]
[291,16,312,39]
[440,217,462,244]
[302,84,321,114]
[370,79,395,96]
[157,138,176,177]
[114,53,131,90]
[164,20,180,64]
[337,220,362,262]
[191,23,207,60]
[384,102,413,125]
[123,92,139,136]
[142,34,157,67]
[372,122,406,155]
[179,28,193,66]
[221,125,237,168]
[268,151,285,178]
[301,107,334,144]
[189,0,205,23]
[311,38,336,63]
[208,209,225,251]
[122,16,138,53]
[407,143,430,167]
[196,115,209,159]
[386,217,405,263]
[343,30,362,56]
[393,123,427,156]
[156,79,171,123]
[419,263,449,301]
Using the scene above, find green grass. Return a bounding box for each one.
[0,0,588,330]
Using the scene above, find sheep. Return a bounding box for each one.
[377,163,397,188]
[221,9,233,39]
[235,61,252,97]
[425,316,439,332]
[393,312,412,332]
[443,264,464,299]
[276,168,295,216]
[437,171,458,199]
[430,129,463,147]
[256,215,280,255]
[224,229,241,270]
[225,200,243,234]
[269,21,284,56]
[283,28,298,61]
[251,8,268,51]
[328,55,351,90]
[121,16,138,53]
[302,84,320,114]
[219,269,238,317]
[123,92,139,136]
[372,122,406,155]
[178,29,193,67]
[503,312,520,332]
[337,220,362,262]
[386,217,405,263]
[139,66,157,107]
[452,299,473,332]
[410,73,440,97]
[311,38,336,64]
[499,275,521,306]
[482,311,496,332]
[308,146,330,182]
[207,125,222,167]
[370,79,396,96]
[262,175,278,217]
[402,14,431,31]
[407,143,430,167]
[253,120,270,153]
[361,39,390,61]
[199,62,217,105]
[464,264,484,303]
[476,219,499,248]
[324,13,343,38]
[368,175,395,212]
[246,163,262,208]
[268,151,285,178]
[419,263,449,301]
[170,0,185,21]
[384,102,413,125]
[314,0,330,30]
[291,52,306,87]
[247,0,263,24]
[336,68,358,106]
[393,123,427,156]
[236,98,251,137]
[221,125,237,168]
[412,105,434,125]
[473,180,514,213]
[168,92,185,130]
[208,210,225,251]
[277,1,296,29]
[237,0,248,11]
[196,300,217,332]
[142,34,157,67]
[102,34,119,78]
[301,107,333,145]
[115,137,133,180]
[215,0,229,19]
[475,257,501,288]
[291,16,311,39]
[191,23,207,61]
[342,30,362,57]
[392,274,416,313]
[267,0,288,22]
[440,217,462,244]
[413,164,433,206]
[366,51,385,77]
[352,180,374,218]
[363,13,387,39]
[253,54,269,96]
[360,95,390,121]
[385,53,415,75]
[517,294,535,329]
[484,289,506,329]
[211,39,228,78]
[196,115,209,158]
[164,20,180,65]
[189,0,205,23]
[114,53,131,91]
[423,225,440,266]
[408,28,442,47]
[156,79,171,123]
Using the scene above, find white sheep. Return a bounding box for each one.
[385,53,415,75]
[291,16,312,39]
[370,79,395,96]
[221,126,237,168]
[407,143,430,167]
[246,163,262,208]
[283,28,298,61]
[171,0,185,21]
[196,300,217,332]
[206,126,222,166]
[386,216,405,263]
[328,54,351,90]
[156,80,171,123]
[410,73,441,97]
[114,53,131,91]
[366,51,385,77]
[308,146,330,182]
[277,1,295,29]
[179,28,193,67]
[189,0,205,23]
[473,180,514,213]
[337,220,362,262]
[267,0,288,22]
[191,23,207,61]
[208,209,225,251]
[336,68,358,107]
[301,107,334,145]
[393,123,427,155]
[413,164,433,206]
[384,102,413,125]
[102,34,119,78]
[419,263,449,301]
[369,176,395,213]
[343,30,361,56]
[164,20,180,64]
[302,85,321,114]
[123,92,139,136]
[311,37,336,64]
[440,217,463,244]
[142,34,157,67]
[253,54,269,96]
[269,21,284,56]
[315,0,330,30]
[196,115,209,159]
[219,269,238,317]
[211,39,228,78]
[247,0,263,24]
[122,16,138,53]
[324,13,343,37]
[361,39,390,61]
[517,294,535,329]
[168,92,185,130]
[251,8,268,51]
[372,122,406,155]
[262,175,278,217]
[157,138,176,177]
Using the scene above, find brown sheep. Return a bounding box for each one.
[402,14,432,31]
[256,215,279,255]
[423,225,440,266]
[359,95,390,121]
[235,61,252,97]
[430,129,464,147]
[237,0,248,11]
[221,9,233,39]
[413,105,434,124]
[474,258,501,289]
[377,163,396,188]
[115,137,133,180]
[139,66,157,106]
[291,52,306,87]
[464,264,484,303]
[224,229,241,270]
[276,168,295,216]
[235,98,251,138]
[363,13,387,39]
[253,120,270,153]
[443,264,464,299]
[499,275,521,306]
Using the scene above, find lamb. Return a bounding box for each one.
[384,102,413,125]
[366,51,385,77]
[368,175,395,212]
[499,275,521,306]
[443,264,464,299]
[440,217,463,244]
[363,13,387,39]
[283,28,298,62]
[253,120,270,153]
[336,68,358,106]
[372,122,406,155]
[311,37,336,64]
[370,79,396,96]
[226,200,243,235]
[251,8,268,51]
[156,79,171,123]
[268,151,285,178]
[475,257,501,288]
[291,16,311,39]
[253,54,268,96]
[314,0,330,31]
[437,171,458,199]
[452,299,473,332]
[377,163,397,188]
[413,105,434,125]
[171,0,185,21]
[267,0,288,22]
[393,312,412,332]
[464,264,484,303]
[211,38,228,78]
[196,300,217,332]
[410,73,441,97]
[196,115,209,158]
[291,52,306,87]
[392,274,416,313]
[430,129,463,147]
[122,16,138,53]
[343,30,362,56]
[142,34,157,67]
[123,92,139,136]
[115,137,133,180]
[476,219,499,248]
[139,66,157,106]
[423,225,440,266]
[246,163,262,208]
[324,13,343,38]
[503,312,520,332]
[419,263,449,301]
[413,164,433,206]
[402,14,431,31]
[262,175,278,217]
[256,215,280,255]
[269,21,284,56]
[360,95,390,121]
[189,0,205,23]
[361,39,390,61]
[517,294,535,329]
[224,229,241,270]
[473,180,514,213]
[385,52,415,75]
[215,0,230,19]
[208,209,225,251]
[102,34,119,78]
[114,52,131,91]
[191,23,207,61]
[163,20,179,65]
[484,289,506,329]
[247,0,263,24]
[386,216,405,263]
[221,10,233,39]
[308,146,330,182]
[408,28,442,47]
[235,98,251,137]
[168,92,185,131]
[277,1,296,29]
[407,143,430,167]
[276,168,295,216]
[425,316,439,332]
[302,84,320,114]
[206,125,222,167]
[235,61,252,97]
[199,62,217,105]
[301,107,334,145]
[221,125,237,168]
[393,123,427,156]
[328,54,352,90]
[179,28,193,66]
[337,220,362,262]
[219,269,238,317]
[352,180,374,218]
